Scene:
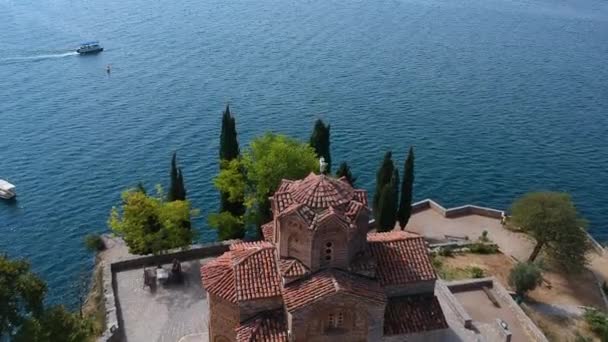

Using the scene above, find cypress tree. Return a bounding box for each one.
[220,105,240,161]
[168,152,186,202]
[373,151,395,220]
[218,105,244,216]
[335,162,357,186]
[398,147,415,229]
[309,119,331,173]
[177,168,187,201]
[377,169,399,232]
[136,182,147,195]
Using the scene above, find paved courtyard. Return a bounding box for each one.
[406,208,535,260]
[115,259,212,342]
[454,289,530,341]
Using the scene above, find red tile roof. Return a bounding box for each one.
[384,295,448,335]
[230,240,274,251]
[278,258,310,278]
[289,173,355,209]
[201,245,282,303]
[367,231,436,286]
[261,222,274,242]
[236,309,288,342]
[283,269,386,312]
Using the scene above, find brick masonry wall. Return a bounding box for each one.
[288,293,385,342]
[209,294,239,342]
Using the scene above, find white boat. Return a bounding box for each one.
[0,179,16,199]
[76,41,103,54]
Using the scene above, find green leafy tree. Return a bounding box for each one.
[508,262,543,298]
[15,306,93,342]
[0,255,46,337]
[167,152,186,202]
[212,133,318,238]
[397,147,415,229]
[109,188,197,255]
[335,161,357,186]
[208,211,245,240]
[511,192,590,270]
[219,105,245,217]
[377,169,399,232]
[309,119,331,173]
[0,255,92,341]
[373,151,395,220]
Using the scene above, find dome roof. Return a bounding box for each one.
[288,173,355,209]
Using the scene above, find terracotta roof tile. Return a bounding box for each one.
[283,269,386,312]
[278,258,310,278]
[236,309,288,342]
[384,295,448,335]
[353,189,368,206]
[201,246,282,303]
[230,240,274,251]
[274,192,294,212]
[367,231,436,286]
[234,248,282,301]
[288,173,355,209]
[261,222,274,242]
[276,180,294,193]
[345,201,365,221]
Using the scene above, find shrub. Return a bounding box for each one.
[480,230,489,242]
[208,211,245,240]
[469,266,485,278]
[438,247,454,257]
[469,243,498,254]
[583,308,608,337]
[574,332,594,342]
[84,234,105,252]
[508,262,543,297]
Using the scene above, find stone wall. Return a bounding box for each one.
[411,199,505,219]
[445,277,549,342]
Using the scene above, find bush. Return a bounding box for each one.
[84,234,105,252]
[469,243,498,254]
[584,308,608,339]
[469,266,485,278]
[574,332,594,342]
[438,247,454,257]
[479,230,489,242]
[208,211,245,240]
[508,262,543,297]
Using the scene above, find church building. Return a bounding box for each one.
[201,172,449,342]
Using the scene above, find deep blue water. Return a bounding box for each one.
[1,0,607,306]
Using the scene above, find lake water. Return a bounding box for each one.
[1,0,607,306]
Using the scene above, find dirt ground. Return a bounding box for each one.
[522,304,598,342]
[441,253,606,341]
[442,253,605,308]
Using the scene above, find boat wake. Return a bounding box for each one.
[0,51,79,65]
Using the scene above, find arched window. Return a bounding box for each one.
[326,310,345,331]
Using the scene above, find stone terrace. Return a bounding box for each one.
[115,259,211,342]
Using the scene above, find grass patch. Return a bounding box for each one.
[431,255,485,280]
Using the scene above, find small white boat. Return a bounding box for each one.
[0,179,16,199]
[76,41,103,54]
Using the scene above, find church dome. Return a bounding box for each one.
[289,172,355,209]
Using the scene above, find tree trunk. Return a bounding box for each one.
[528,241,544,262]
